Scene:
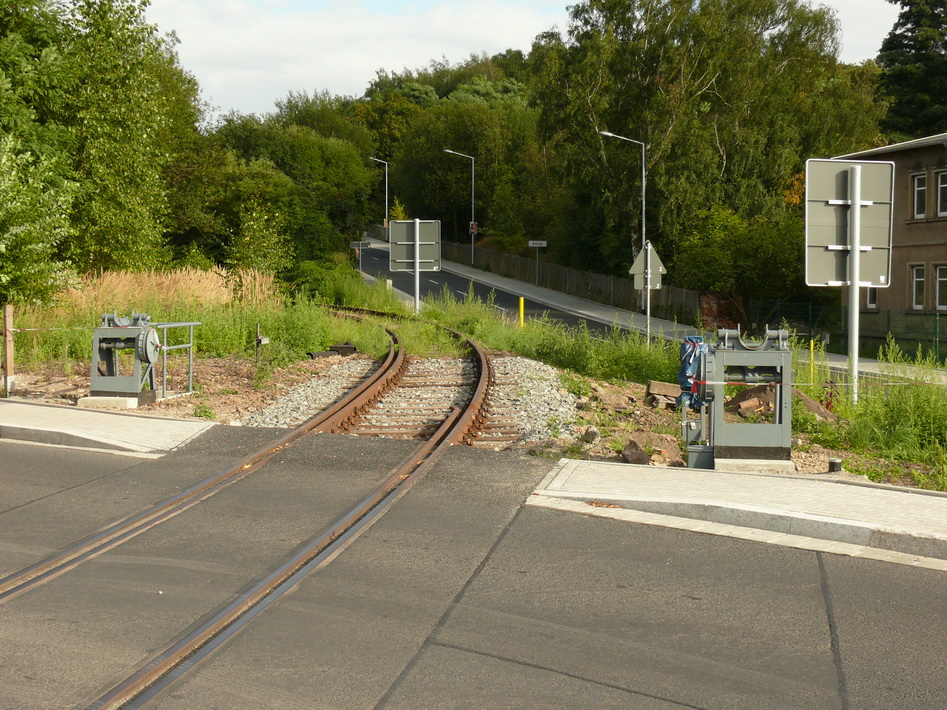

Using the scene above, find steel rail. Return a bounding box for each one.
[82,330,491,709]
[0,329,404,605]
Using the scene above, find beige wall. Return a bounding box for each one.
[850,145,947,314]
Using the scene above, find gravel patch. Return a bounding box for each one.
[489,355,578,442]
[240,353,579,444]
[240,358,377,428]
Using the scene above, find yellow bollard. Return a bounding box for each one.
[519,297,525,328]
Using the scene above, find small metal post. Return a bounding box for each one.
[188,324,195,393]
[645,241,652,342]
[3,304,14,397]
[414,218,421,315]
[161,327,168,399]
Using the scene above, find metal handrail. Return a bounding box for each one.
[155,321,201,399]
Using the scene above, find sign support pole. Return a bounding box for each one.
[413,218,421,315]
[645,241,652,342]
[3,304,13,397]
[848,166,861,403]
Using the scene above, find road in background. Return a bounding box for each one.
[359,243,617,334]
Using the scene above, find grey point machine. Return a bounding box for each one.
[680,328,793,470]
[90,312,161,404]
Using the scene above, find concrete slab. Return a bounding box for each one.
[532,458,947,563]
[0,399,214,455]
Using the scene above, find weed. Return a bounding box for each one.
[193,401,216,420]
[560,372,592,398]
[547,416,563,438]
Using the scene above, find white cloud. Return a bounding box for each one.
[147,0,568,115]
[819,0,900,63]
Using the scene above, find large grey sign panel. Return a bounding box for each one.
[804,159,894,287]
[389,220,441,272]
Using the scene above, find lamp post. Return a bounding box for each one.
[369,157,388,235]
[597,130,646,256]
[598,129,651,338]
[443,148,475,264]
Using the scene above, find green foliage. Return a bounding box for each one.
[0,135,75,303]
[225,199,293,274]
[421,288,679,383]
[675,204,805,319]
[212,114,373,262]
[528,0,884,278]
[192,400,216,419]
[60,0,190,270]
[877,0,947,138]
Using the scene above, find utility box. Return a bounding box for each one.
[90,313,161,404]
[680,328,793,471]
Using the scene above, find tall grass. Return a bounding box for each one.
[794,334,947,489]
[9,268,393,368]
[421,286,680,383]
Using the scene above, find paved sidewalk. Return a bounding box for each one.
[0,399,214,457]
[530,458,947,570]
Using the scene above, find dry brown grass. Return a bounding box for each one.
[54,268,281,314]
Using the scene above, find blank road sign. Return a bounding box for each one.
[389,220,441,272]
[805,159,894,287]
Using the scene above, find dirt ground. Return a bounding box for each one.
[5,356,931,489]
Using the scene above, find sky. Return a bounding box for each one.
[144,0,902,117]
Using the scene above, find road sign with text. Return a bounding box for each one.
[389,220,441,272]
[805,159,894,287]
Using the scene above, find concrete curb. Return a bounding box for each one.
[543,493,947,561]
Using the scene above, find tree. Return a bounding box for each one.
[0,0,73,163]
[212,113,374,262]
[877,0,947,139]
[0,135,75,303]
[58,0,197,271]
[528,0,884,290]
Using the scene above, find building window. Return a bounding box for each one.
[912,265,926,310]
[913,174,927,219]
[866,287,878,309]
[938,266,947,310]
[939,172,947,217]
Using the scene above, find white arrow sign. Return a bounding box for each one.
[629,242,666,290]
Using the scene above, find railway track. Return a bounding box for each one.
[1,312,506,708]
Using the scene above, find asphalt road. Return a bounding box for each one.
[2,433,945,709]
[360,244,616,335]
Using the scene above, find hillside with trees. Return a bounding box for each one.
[0,0,933,317]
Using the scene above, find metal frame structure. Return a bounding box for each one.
[90,313,200,403]
[682,329,793,469]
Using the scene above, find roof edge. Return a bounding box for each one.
[835,132,947,159]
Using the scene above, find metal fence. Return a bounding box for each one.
[439,243,947,361]
[442,241,701,325]
[751,299,947,362]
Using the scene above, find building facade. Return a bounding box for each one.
[838,133,947,316]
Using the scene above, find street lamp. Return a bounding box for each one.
[369,157,388,234]
[599,129,651,339]
[443,148,476,264]
[597,130,646,256]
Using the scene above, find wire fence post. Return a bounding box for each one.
[3,304,14,397]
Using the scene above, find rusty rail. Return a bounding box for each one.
[83,325,491,709]
[0,328,404,604]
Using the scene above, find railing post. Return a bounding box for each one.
[3,304,13,397]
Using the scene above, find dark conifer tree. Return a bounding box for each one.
[877,0,947,139]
